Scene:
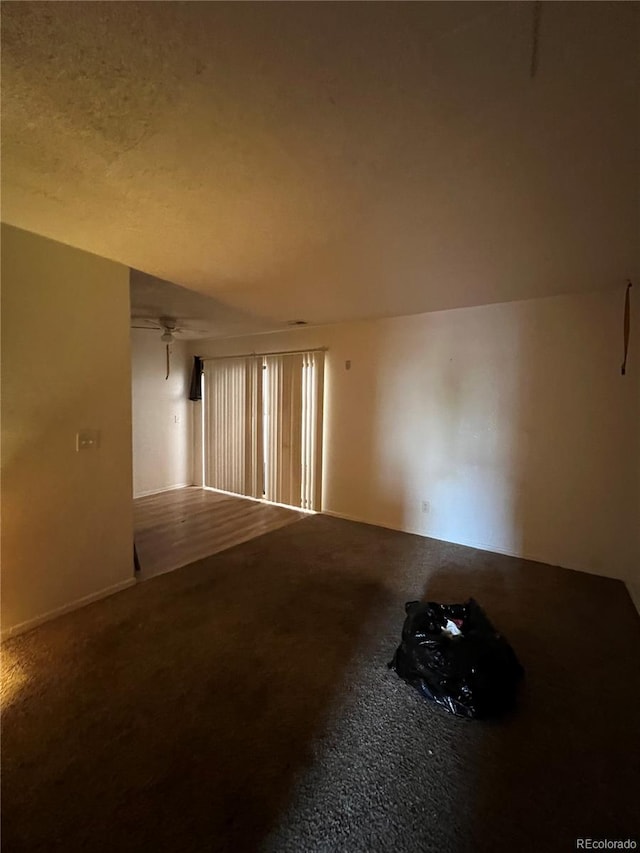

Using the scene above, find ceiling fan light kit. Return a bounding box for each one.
[131,316,188,380]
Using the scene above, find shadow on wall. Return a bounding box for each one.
[130,329,193,497]
[511,290,639,577]
[1,353,134,633]
[328,289,638,580]
[322,322,410,524]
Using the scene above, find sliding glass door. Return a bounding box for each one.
[203,351,324,510]
[202,357,263,498]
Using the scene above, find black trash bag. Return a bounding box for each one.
[388,598,524,719]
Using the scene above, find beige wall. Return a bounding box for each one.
[1,225,134,637]
[192,288,639,583]
[131,329,193,497]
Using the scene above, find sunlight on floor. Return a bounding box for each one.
[1,647,30,709]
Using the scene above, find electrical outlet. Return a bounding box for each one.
[421,500,430,514]
[76,429,100,451]
[174,414,181,424]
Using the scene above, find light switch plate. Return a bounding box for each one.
[76,429,100,451]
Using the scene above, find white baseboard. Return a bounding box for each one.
[321,509,628,582]
[626,583,640,617]
[1,578,137,642]
[133,483,192,499]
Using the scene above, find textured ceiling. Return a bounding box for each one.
[2,1,638,331]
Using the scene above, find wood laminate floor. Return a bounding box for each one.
[133,487,306,579]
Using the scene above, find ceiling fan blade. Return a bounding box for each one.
[171,326,211,335]
[131,324,162,330]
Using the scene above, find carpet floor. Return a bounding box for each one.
[2,515,639,853]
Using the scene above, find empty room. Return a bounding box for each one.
[1,3,639,852]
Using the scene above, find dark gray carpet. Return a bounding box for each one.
[2,514,639,853]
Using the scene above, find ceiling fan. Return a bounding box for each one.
[131,316,207,379]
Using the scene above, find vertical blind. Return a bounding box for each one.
[203,351,324,510]
[203,357,263,498]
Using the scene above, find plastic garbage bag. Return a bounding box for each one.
[388,598,524,719]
